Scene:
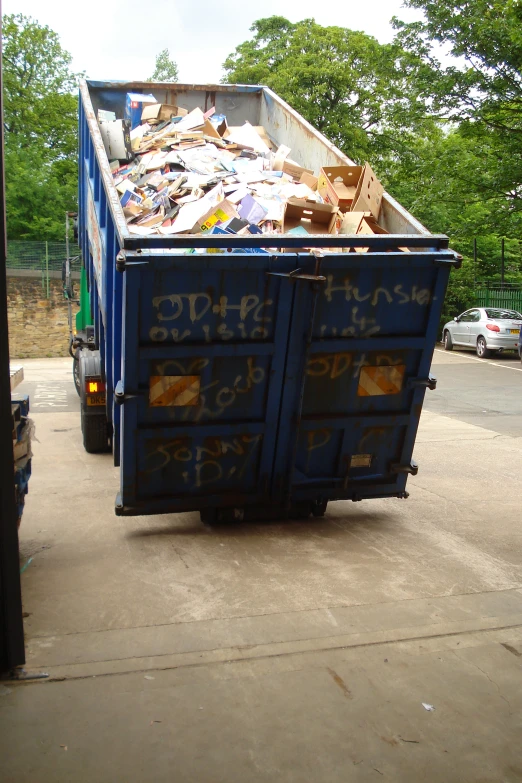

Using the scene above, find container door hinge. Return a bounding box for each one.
[408,374,437,391]
[391,460,418,476]
[114,381,140,405]
[116,251,149,272]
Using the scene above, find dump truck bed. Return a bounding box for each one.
[78,80,458,518]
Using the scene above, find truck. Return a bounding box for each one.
[73,79,459,521]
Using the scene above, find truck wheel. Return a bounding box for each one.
[82,411,109,453]
[73,356,81,396]
[476,336,492,359]
[200,508,218,525]
[443,330,453,351]
[311,499,328,518]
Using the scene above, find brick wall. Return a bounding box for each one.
[7,272,79,359]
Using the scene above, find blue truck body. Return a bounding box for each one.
[78,80,459,518]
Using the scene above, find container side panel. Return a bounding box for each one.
[88,85,261,127]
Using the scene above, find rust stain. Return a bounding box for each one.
[381,735,399,747]
[327,667,352,699]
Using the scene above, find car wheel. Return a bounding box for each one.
[443,330,453,351]
[476,336,492,359]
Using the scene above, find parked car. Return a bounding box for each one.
[442,307,522,358]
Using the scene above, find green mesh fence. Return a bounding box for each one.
[6,241,81,271]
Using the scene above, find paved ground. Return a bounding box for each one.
[2,352,522,782]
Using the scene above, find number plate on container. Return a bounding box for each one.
[87,393,106,406]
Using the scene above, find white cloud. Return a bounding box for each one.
[4,0,423,83]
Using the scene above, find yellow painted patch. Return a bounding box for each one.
[149,375,201,407]
[358,365,405,397]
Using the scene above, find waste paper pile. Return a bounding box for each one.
[98,93,393,249]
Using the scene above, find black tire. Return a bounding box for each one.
[73,356,81,396]
[200,508,218,525]
[311,499,328,518]
[443,330,453,351]
[476,336,492,359]
[82,411,109,453]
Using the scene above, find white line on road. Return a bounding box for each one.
[434,348,522,372]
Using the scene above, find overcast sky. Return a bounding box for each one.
[5,0,424,84]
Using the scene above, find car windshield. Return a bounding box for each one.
[484,309,522,320]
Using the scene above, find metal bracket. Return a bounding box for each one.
[432,251,462,268]
[266,268,326,284]
[116,251,149,273]
[408,374,437,391]
[391,460,418,476]
[114,381,141,405]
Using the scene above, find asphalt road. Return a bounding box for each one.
[425,346,522,436]
[14,349,522,438]
[13,358,80,414]
[6,353,522,782]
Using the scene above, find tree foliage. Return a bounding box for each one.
[223,17,433,166]
[149,49,179,82]
[2,14,80,240]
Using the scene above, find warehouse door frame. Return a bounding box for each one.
[0,9,25,673]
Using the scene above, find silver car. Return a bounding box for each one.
[442,307,522,358]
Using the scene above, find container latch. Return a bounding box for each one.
[407,374,437,391]
[390,460,418,476]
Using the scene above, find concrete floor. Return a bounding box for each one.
[1,353,522,782]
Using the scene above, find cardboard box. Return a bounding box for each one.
[340,211,388,253]
[352,162,384,219]
[317,165,363,211]
[125,93,156,130]
[282,198,338,235]
[300,172,318,191]
[141,103,188,123]
[282,159,314,180]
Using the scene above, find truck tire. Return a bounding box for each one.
[73,355,81,396]
[82,411,109,453]
[311,499,328,518]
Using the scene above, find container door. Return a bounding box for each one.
[117,253,297,516]
[273,251,452,507]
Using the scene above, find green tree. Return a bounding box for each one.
[2,14,80,240]
[390,1,522,299]
[149,49,179,82]
[223,16,433,166]
[393,1,522,216]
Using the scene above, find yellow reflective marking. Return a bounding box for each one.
[149,376,201,407]
[358,365,405,397]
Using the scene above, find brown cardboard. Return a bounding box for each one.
[340,211,388,253]
[351,162,384,219]
[282,198,338,235]
[300,172,318,191]
[317,166,363,211]
[202,119,222,140]
[141,103,188,122]
[339,211,371,235]
[282,159,314,180]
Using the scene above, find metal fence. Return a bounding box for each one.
[6,241,81,298]
[475,286,522,313]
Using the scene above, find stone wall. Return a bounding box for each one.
[7,271,79,359]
